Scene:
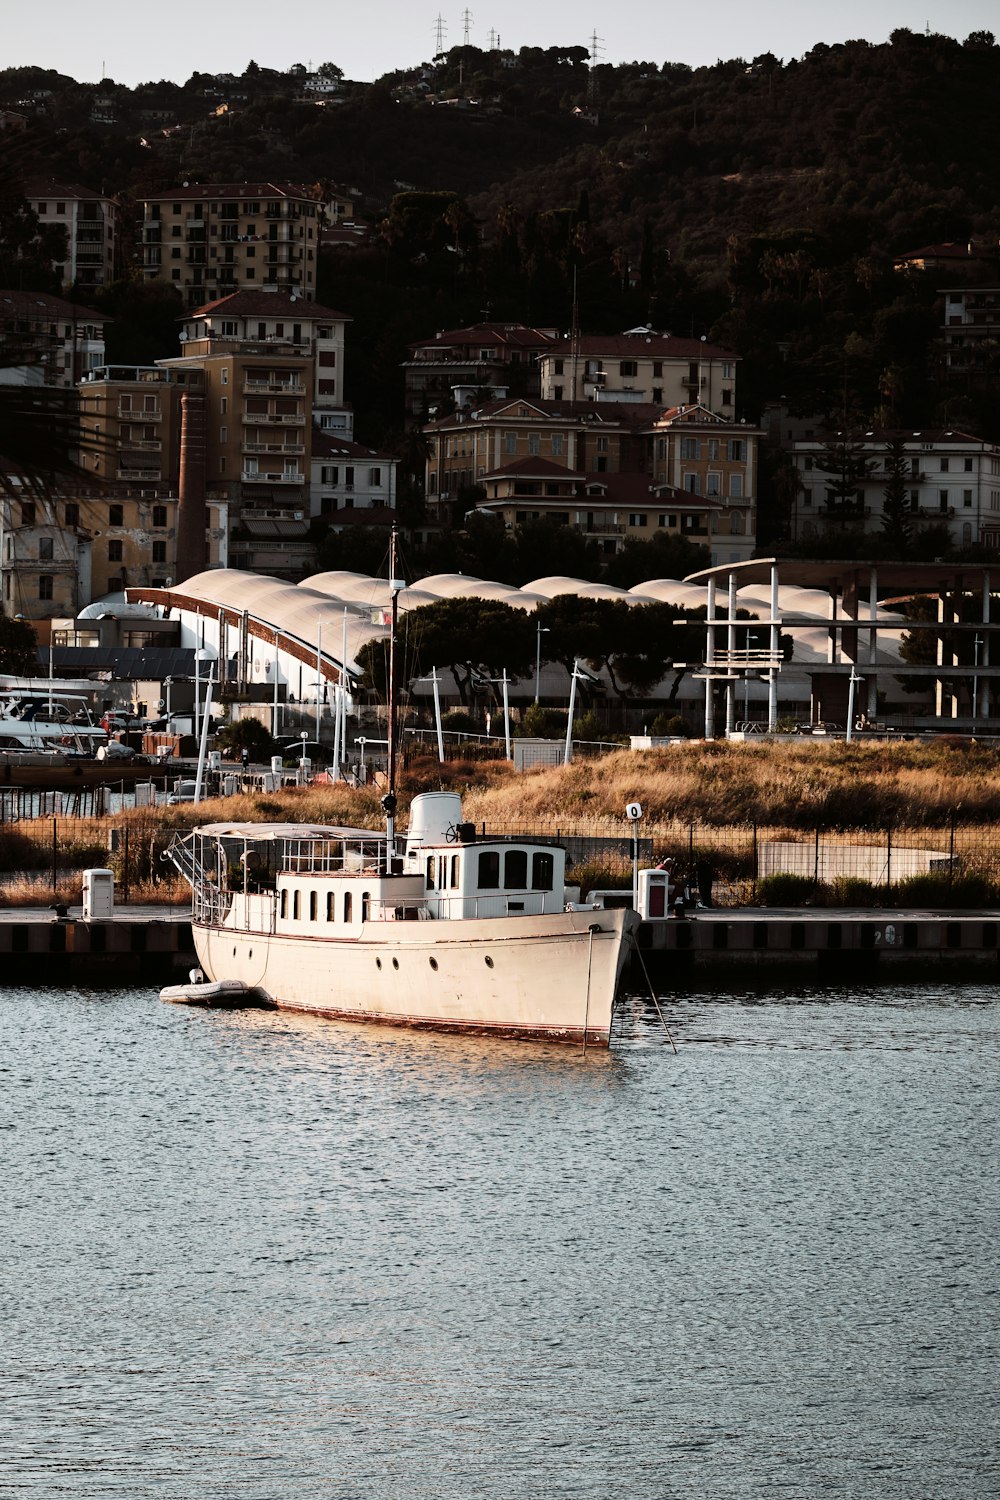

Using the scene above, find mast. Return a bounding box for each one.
[381,526,400,853]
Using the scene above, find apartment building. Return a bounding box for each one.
[538,329,739,410]
[140,183,321,308]
[941,287,1000,375]
[788,428,1000,550]
[0,290,107,388]
[311,431,397,522]
[178,289,349,411]
[0,483,227,628]
[477,462,722,555]
[403,321,557,424]
[648,404,759,563]
[78,364,180,491]
[423,398,658,524]
[23,179,120,291]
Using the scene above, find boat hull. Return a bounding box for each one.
[191,907,637,1046]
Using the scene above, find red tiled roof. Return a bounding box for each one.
[408,321,557,353]
[312,430,391,460]
[22,177,111,202]
[143,182,319,202]
[0,288,108,321]
[544,332,737,359]
[186,290,350,321]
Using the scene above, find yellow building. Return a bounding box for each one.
[649,405,759,562]
[141,182,321,309]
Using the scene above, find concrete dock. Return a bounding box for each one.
[1,905,998,987]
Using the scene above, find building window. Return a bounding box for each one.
[964,490,973,507]
[553,359,564,375]
[706,474,721,496]
[108,541,123,562]
[109,504,123,526]
[730,475,743,498]
[528,434,540,456]
[619,360,638,378]
[369,467,382,486]
[152,541,167,563]
[727,439,744,461]
[628,513,648,527]
[345,466,354,487]
[39,576,53,600]
[39,537,54,560]
[965,457,974,471]
[551,434,563,457]
[220,368,228,384]
[803,488,812,507]
[596,437,609,454]
[721,390,732,406]
[680,437,698,461]
[652,361,663,377]
[940,457,950,472]
[152,505,168,527]
[20,502,36,527]
[65,503,79,527]
[652,388,662,404]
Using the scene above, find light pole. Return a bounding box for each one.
[973,633,982,736]
[534,623,550,705]
[846,666,863,742]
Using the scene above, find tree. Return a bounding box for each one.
[815,432,876,523]
[880,435,913,554]
[356,597,536,705]
[0,611,38,674]
[535,596,703,709]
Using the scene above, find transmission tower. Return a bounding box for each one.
[462,8,473,45]
[587,31,604,106]
[433,13,447,55]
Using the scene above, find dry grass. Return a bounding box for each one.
[2,741,1000,907]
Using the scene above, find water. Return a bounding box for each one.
[2,984,998,1499]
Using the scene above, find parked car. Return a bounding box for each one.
[167,779,199,804]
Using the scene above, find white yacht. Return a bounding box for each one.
[0,691,107,756]
[167,792,637,1046]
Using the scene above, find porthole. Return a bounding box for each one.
[392,957,399,970]
[375,957,382,970]
[484,955,494,969]
[429,957,438,971]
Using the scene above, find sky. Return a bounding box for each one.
[4,0,998,86]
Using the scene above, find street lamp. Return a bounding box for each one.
[193,647,215,739]
[534,623,550,705]
[846,666,863,743]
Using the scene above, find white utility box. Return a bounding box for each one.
[83,868,115,921]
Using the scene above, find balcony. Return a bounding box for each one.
[117,467,161,481]
[571,520,625,536]
[242,441,305,454]
[120,439,161,452]
[242,412,303,426]
[243,378,305,395]
[117,405,161,421]
[241,470,304,484]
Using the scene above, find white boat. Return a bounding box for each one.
[167,793,637,1046]
[0,691,107,756]
[166,529,637,1046]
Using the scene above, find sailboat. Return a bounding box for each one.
[165,532,638,1045]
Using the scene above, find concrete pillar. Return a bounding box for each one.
[704,576,716,740]
[868,566,878,665]
[981,572,991,722]
[725,571,737,736]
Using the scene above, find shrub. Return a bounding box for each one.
[757,872,816,906]
[889,871,997,908]
[650,712,694,738]
[519,705,567,738]
[827,876,880,906]
[441,709,479,734]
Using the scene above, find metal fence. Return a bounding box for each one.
[1,811,998,909]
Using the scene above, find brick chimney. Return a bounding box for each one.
[175,390,207,583]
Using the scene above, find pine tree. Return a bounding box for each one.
[880,435,913,555]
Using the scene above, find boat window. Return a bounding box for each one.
[293,890,301,920]
[504,849,528,889]
[344,891,353,922]
[426,856,435,889]
[361,892,370,921]
[326,891,335,921]
[478,851,500,889]
[450,855,460,889]
[280,889,288,919]
[309,891,318,922]
[438,855,448,889]
[531,852,555,891]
